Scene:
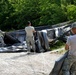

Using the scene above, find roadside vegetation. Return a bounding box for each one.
[0,0,76,31]
[50,40,67,54]
[50,40,65,50]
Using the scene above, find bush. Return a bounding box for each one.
[50,40,65,50]
[67,5,76,20]
[39,4,67,25]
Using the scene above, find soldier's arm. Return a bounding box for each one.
[65,44,69,50]
[65,37,71,50]
[33,30,36,33]
[33,27,36,33]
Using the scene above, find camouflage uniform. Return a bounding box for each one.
[62,55,76,75]
[62,22,76,75]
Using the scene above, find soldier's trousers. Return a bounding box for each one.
[62,55,76,75]
[26,36,35,52]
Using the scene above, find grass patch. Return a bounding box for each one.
[50,40,65,50]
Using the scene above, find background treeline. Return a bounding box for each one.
[0,0,76,31]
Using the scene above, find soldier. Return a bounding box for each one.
[25,21,36,54]
[62,22,76,75]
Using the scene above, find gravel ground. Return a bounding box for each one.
[0,51,63,75]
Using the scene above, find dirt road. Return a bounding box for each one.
[0,51,63,75]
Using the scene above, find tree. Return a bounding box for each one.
[0,0,75,30]
[0,0,14,30]
[39,3,66,25]
[67,5,76,20]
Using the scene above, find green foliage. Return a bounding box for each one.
[50,41,65,50]
[0,0,76,31]
[39,4,66,25]
[67,5,76,20]
[0,0,15,30]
